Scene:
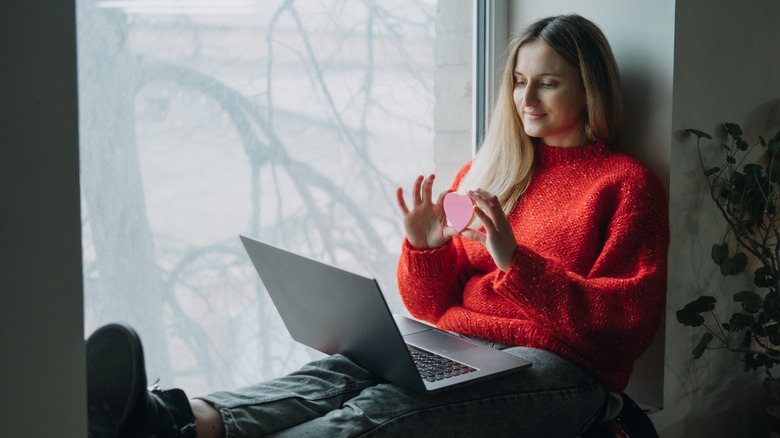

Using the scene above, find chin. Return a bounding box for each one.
[523,128,547,139]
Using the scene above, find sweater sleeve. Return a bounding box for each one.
[397,163,475,323]
[494,169,669,357]
[397,238,471,322]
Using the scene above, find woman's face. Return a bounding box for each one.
[512,40,587,148]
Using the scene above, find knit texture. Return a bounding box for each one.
[397,143,670,393]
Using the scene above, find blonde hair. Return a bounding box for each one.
[458,15,623,223]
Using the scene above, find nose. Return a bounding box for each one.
[522,85,539,106]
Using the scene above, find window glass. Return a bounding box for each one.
[78,0,472,395]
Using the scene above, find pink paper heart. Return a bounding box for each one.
[443,192,476,232]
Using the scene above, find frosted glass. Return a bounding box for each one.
[78,0,439,396]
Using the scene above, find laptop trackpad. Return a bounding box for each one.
[404,329,481,356]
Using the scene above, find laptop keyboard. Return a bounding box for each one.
[407,344,477,382]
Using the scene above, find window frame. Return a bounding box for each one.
[473,0,509,150]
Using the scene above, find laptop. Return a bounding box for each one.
[239,235,531,393]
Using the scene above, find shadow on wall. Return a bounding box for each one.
[744,98,780,142]
[664,99,780,437]
[683,365,769,437]
[620,68,669,188]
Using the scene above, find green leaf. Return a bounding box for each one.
[754,266,775,288]
[685,128,712,140]
[744,163,764,175]
[732,171,746,186]
[677,308,704,327]
[769,139,780,156]
[711,243,729,264]
[734,290,764,313]
[693,332,714,359]
[704,167,721,176]
[769,326,780,346]
[763,294,780,319]
[676,296,717,327]
[734,252,749,271]
[726,312,755,331]
[724,122,743,138]
[720,252,748,276]
[769,165,780,184]
[727,156,737,164]
[741,328,753,347]
[767,202,776,216]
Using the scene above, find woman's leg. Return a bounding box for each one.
[198,354,381,437]
[86,323,377,438]
[87,323,198,438]
[200,347,606,438]
[191,399,225,438]
[296,347,605,437]
[89,323,605,437]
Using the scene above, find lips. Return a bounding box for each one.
[524,111,546,120]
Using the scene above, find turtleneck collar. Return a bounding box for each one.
[535,142,611,166]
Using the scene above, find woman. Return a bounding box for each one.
[87,14,668,438]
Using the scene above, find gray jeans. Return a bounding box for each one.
[200,346,607,437]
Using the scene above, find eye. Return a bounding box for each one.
[539,82,555,89]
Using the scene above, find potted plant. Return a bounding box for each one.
[676,122,780,425]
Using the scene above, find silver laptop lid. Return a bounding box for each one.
[239,235,426,392]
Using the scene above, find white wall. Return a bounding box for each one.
[509,0,676,412]
[0,2,87,436]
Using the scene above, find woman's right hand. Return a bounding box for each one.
[396,174,458,250]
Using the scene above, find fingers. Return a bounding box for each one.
[420,174,435,204]
[411,175,424,205]
[399,174,439,214]
[471,203,494,231]
[465,188,517,272]
[407,174,437,207]
[468,189,502,231]
[460,228,486,244]
[468,189,501,214]
[396,187,410,215]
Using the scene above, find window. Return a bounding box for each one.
[79,0,473,395]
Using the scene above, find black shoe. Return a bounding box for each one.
[613,393,658,438]
[581,393,658,438]
[86,323,196,438]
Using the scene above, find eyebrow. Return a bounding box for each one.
[513,72,564,78]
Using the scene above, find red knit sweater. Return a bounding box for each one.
[397,143,669,393]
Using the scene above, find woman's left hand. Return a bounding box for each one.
[460,188,518,272]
